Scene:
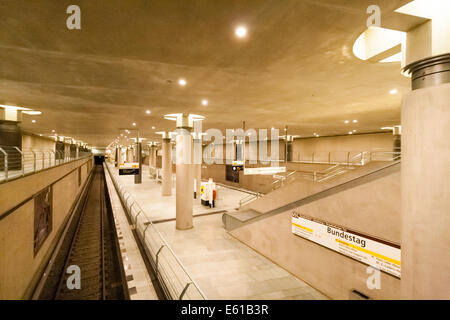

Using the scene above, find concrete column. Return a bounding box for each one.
[175,129,193,230]
[401,53,450,299]
[135,142,142,184]
[0,119,22,171]
[148,145,157,178]
[161,138,172,196]
[193,138,202,201]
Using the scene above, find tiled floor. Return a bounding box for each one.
[109,162,328,300]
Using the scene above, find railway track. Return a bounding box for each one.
[36,165,128,300]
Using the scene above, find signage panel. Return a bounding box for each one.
[291,211,401,277]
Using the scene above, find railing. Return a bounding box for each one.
[239,192,263,207]
[272,151,401,189]
[0,146,92,183]
[104,162,206,300]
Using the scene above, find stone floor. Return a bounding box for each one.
[114,164,247,222]
[109,162,328,300]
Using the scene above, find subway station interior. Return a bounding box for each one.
[0,0,449,302]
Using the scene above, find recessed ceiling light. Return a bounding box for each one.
[178,78,187,86]
[31,119,36,123]
[146,110,151,114]
[344,120,349,124]
[132,123,136,126]
[390,89,398,95]
[353,120,358,123]
[353,129,357,132]
[22,110,42,115]
[152,126,156,130]
[202,99,208,106]
[39,134,43,136]
[348,131,353,134]
[235,26,247,38]
[52,130,55,132]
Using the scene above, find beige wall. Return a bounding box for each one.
[22,133,56,151]
[230,163,401,299]
[201,133,395,193]
[0,157,94,299]
[291,132,394,162]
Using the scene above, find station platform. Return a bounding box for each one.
[107,163,328,300]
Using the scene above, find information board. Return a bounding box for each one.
[291,211,401,277]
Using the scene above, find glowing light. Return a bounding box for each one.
[178,78,187,86]
[353,120,358,123]
[202,99,208,106]
[146,110,151,114]
[390,89,398,95]
[235,26,247,38]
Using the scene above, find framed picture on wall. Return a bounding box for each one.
[34,186,53,255]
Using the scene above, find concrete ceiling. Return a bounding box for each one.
[0,0,418,147]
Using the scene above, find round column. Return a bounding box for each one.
[193,138,202,201]
[401,54,450,299]
[148,144,157,178]
[161,138,172,196]
[175,128,194,230]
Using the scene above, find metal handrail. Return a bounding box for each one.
[104,161,206,300]
[0,147,92,184]
[272,150,401,188]
[239,192,262,207]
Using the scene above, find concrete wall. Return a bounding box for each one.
[201,133,395,193]
[230,163,401,299]
[291,133,394,163]
[0,157,94,299]
[22,133,56,151]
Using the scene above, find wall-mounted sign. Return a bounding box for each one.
[244,166,286,175]
[291,211,401,278]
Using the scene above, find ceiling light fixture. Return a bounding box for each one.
[235,26,247,38]
[152,126,156,130]
[146,110,151,114]
[32,119,36,123]
[390,89,398,95]
[132,123,136,126]
[353,120,358,123]
[345,120,349,124]
[178,78,187,86]
[202,99,208,106]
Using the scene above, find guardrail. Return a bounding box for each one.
[0,146,92,183]
[104,161,206,300]
[272,151,401,189]
[239,192,263,207]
